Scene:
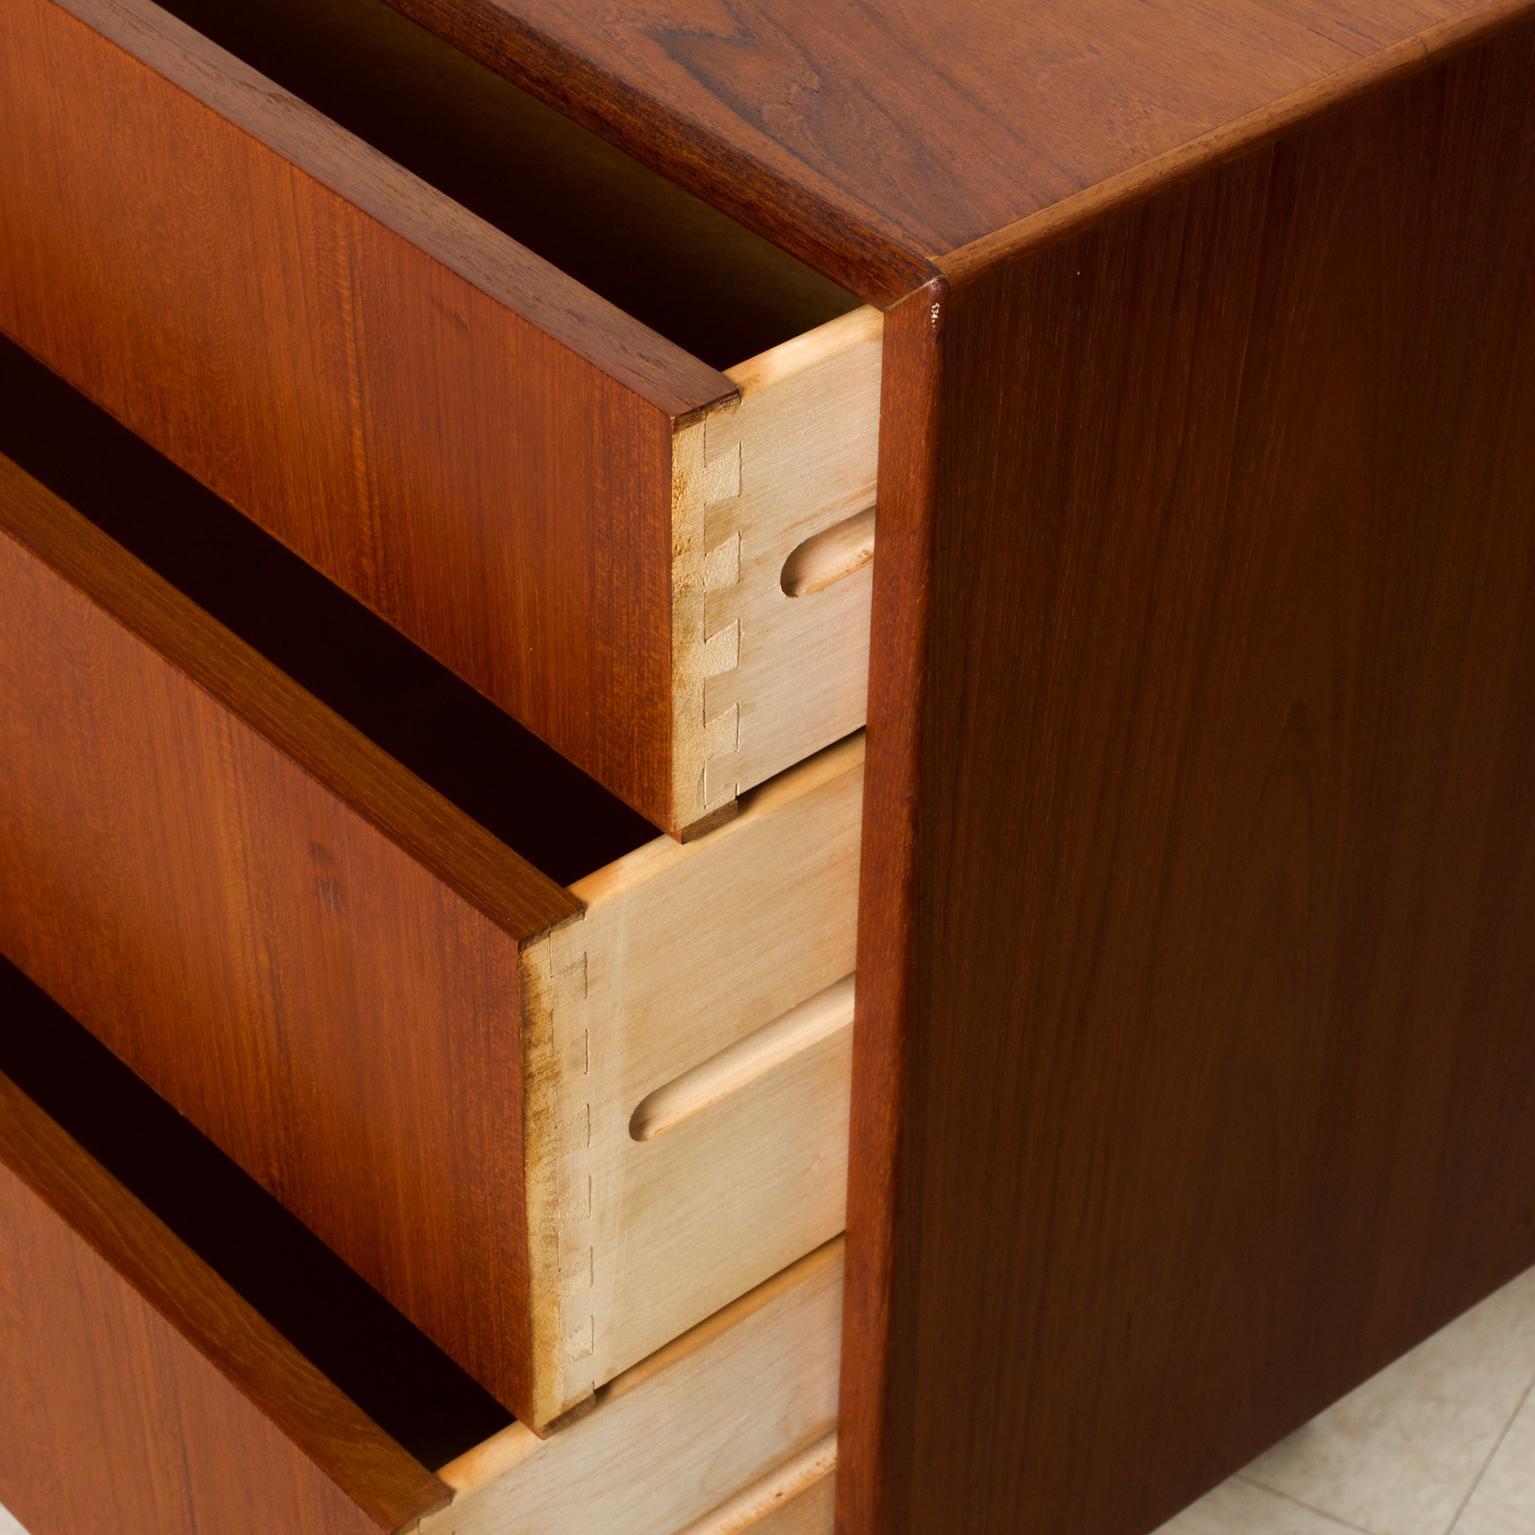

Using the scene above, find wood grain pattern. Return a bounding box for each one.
[0,0,881,831]
[0,365,864,1428]
[679,1436,836,1534]
[0,1003,451,1535]
[0,964,842,1534]
[0,0,720,827]
[519,740,862,1423]
[431,1243,844,1535]
[842,23,1535,1535]
[0,452,557,1419]
[377,0,1535,297]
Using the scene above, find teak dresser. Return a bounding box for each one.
[1,0,1532,1531]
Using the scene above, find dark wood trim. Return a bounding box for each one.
[837,278,945,1535]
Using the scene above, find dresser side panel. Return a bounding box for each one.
[843,27,1535,1533]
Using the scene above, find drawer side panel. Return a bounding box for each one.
[519,740,862,1423]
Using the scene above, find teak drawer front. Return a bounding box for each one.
[0,981,844,1534]
[0,1049,451,1535]
[0,448,861,1429]
[0,0,882,835]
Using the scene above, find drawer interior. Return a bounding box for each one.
[0,955,512,1473]
[151,0,861,370]
[0,336,656,887]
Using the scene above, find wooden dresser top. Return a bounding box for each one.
[382,0,1530,299]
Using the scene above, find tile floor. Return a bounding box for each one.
[1158,1266,1535,1535]
[1,1269,1531,1534]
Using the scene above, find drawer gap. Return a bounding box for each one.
[151,0,863,370]
[0,957,513,1471]
[0,338,655,887]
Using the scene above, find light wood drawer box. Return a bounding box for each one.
[679,1444,836,1535]
[0,0,883,837]
[0,349,860,1429]
[0,967,843,1535]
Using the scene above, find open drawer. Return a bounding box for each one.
[0,964,843,1535]
[0,0,882,836]
[0,344,860,1428]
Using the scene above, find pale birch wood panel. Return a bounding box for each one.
[428,1244,843,1535]
[520,737,863,1423]
[673,309,881,826]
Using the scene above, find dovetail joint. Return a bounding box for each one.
[696,418,745,815]
[537,943,599,1400]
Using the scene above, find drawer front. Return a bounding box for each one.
[0,0,880,834]
[0,447,858,1426]
[0,1002,453,1535]
[0,1152,429,1535]
[0,975,844,1535]
[0,452,557,1419]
